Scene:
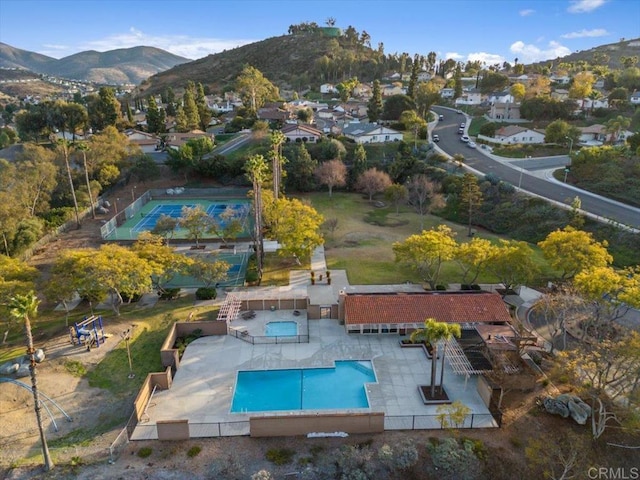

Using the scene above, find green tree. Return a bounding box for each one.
[538,227,612,280]
[236,65,280,115]
[53,138,81,228]
[367,79,383,122]
[132,233,194,292]
[415,80,442,118]
[336,77,358,103]
[7,293,54,471]
[62,101,89,141]
[14,143,58,217]
[189,254,230,288]
[349,143,368,188]
[87,87,122,131]
[382,94,416,121]
[410,318,461,398]
[245,154,270,275]
[459,173,483,237]
[182,82,200,131]
[284,143,317,192]
[268,130,286,198]
[174,104,188,132]
[151,214,179,246]
[74,142,96,218]
[207,205,247,246]
[166,136,214,180]
[604,115,631,143]
[146,96,164,134]
[544,119,580,145]
[453,63,463,99]
[165,86,176,116]
[406,175,445,230]
[196,82,212,131]
[180,205,211,248]
[479,71,509,93]
[384,183,408,214]
[392,225,458,290]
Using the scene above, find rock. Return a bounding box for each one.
[34,349,45,363]
[0,361,19,375]
[567,399,590,425]
[15,362,31,378]
[543,396,570,418]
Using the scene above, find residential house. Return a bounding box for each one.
[125,129,160,153]
[494,125,545,145]
[488,102,521,120]
[440,87,455,99]
[550,74,571,85]
[281,123,323,143]
[339,291,513,334]
[579,97,609,111]
[630,91,640,105]
[257,106,291,123]
[455,88,484,105]
[352,83,372,99]
[487,91,514,104]
[382,84,406,97]
[551,89,570,101]
[320,83,337,94]
[417,71,432,82]
[342,123,403,144]
[578,124,607,146]
[164,130,214,150]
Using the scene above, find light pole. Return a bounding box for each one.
[131,185,137,201]
[518,166,524,189]
[121,327,135,379]
[565,136,574,162]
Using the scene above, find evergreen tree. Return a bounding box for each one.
[87,87,121,132]
[367,80,383,123]
[196,82,212,131]
[165,87,176,117]
[146,96,163,134]
[175,105,188,132]
[407,54,420,99]
[349,143,368,188]
[454,63,463,99]
[183,82,200,131]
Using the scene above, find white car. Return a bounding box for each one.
[468,141,477,148]
[460,135,470,143]
[460,123,466,128]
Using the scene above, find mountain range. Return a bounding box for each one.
[0,42,190,85]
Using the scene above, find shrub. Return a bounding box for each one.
[137,447,153,458]
[64,360,87,377]
[265,448,295,466]
[187,445,202,458]
[435,284,447,291]
[195,287,217,300]
[159,288,180,300]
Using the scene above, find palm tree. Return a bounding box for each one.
[410,318,461,398]
[53,137,81,228]
[8,292,54,471]
[604,115,631,144]
[75,142,96,219]
[245,155,269,277]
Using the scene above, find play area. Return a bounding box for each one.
[102,197,252,241]
[69,315,107,351]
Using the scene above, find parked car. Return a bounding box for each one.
[460,123,466,128]
[460,135,470,143]
[457,109,463,114]
[439,115,444,121]
[468,141,477,148]
[432,134,440,142]
[458,127,465,134]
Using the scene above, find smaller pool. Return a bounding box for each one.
[265,321,297,337]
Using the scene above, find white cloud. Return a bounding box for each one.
[561,28,609,39]
[44,28,256,60]
[444,52,464,60]
[467,52,506,66]
[510,40,572,63]
[567,0,607,13]
[519,9,535,16]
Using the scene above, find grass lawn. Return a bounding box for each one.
[261,253,309,286]
[299,191,556,286]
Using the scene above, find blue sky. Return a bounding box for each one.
[1,0,638,66]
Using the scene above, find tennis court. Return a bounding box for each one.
[164,250,249,289]
[104,198,252,241]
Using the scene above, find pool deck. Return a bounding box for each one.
[134,310,496,439]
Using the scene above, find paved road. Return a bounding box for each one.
[432,106,640,230]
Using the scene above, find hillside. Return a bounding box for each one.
[530,37,640,70]
[0,42,56,71]
[0,43,190,85]
[136,31,382,96]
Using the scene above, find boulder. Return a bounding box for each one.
[543,396,570,418]
[0,361,19,375]
[34,349,45,363]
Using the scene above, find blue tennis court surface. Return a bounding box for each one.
[132,203,249,233]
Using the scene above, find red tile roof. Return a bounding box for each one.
[344,292,512,325]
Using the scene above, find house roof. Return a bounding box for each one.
[495,125,530,137]
[281,123,323,136]
[580,124,606,134]
[342,123,401,137]
[343,292,512,325]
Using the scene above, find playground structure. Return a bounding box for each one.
[0,378,73,432]
[70,315,106,350]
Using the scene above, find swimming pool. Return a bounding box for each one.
[265,321,297,337]
[230,360,376,413]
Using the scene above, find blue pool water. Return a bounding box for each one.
[265,321,297,337]
[231,360,376,412]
